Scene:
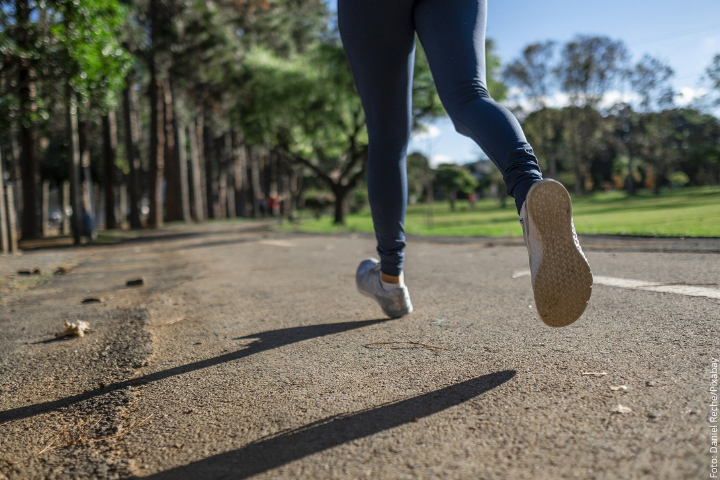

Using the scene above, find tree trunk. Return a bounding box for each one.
[176,118,191,222]
[188,119,204,222]
[148,62,165,228]
[217,135,228,219]
[119,183,127,228]
[232,132,248,217]
[103,111,118,229]
[41,180,49,236]
[196,117,209,220]
[62,181,70,235]
[5,186,18,252]
[0,148,8,253]
[66,89,82,245]
[123,79,143,228]
[204,124,219,219]
[163,79,184,222]
[332,186,349,225]
[224,132,236,218]
[17,0,39,239]
[248,146,262,218]
[78,121,94,217]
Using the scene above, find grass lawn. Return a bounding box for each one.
[277,186,720,238]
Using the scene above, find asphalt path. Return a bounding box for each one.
[0,223,718,479]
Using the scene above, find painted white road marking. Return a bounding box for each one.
[258,240,296,247]
[512,270,720,300]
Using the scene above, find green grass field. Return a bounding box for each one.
[277,186,720,238]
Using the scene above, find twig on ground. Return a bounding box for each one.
[36,426,70,456]
[151,317,185,327]
[35,414,153,456]
[363,341,450,351]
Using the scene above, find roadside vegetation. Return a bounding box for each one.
[279,186,720,238]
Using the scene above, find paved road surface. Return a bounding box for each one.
[0,222,717,479]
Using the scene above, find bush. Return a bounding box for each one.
[669,171,690,187]
[302,192,333,219]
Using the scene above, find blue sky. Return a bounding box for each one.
[324,0,720,165]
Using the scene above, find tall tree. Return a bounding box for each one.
[555,35,629,193]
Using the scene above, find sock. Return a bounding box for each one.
[381,273,405,290]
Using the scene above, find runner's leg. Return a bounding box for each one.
[338,0,416,277]
[413,0,543,212]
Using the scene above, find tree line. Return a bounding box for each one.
[503,37,720,196]
[1,2,719,249]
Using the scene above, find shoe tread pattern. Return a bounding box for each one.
[527,181,593,327]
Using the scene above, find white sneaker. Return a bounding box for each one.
[520,179,593,327]
[356,259,413,318]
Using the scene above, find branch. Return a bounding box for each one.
[280,147,334,187]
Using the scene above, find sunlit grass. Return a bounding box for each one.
[277,186,720,237]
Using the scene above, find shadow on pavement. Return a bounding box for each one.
[142,370,516,480]
[0,318,390,425]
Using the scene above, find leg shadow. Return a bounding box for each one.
[0,318,390,425]
[143,370,516,480]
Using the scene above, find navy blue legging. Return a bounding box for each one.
[339,0,543,276]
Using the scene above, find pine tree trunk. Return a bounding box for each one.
[217,135,227,219]
[41,180,49,236]
[196,117,208,220]
[148,63,165,228]
[66,89,82,245]
[79,121,93,217]
[17,0,39,239]
[188,119,204,222]
[249,147,262,218]
[123,79,143,228]
[176,119,191,222]
[0,148,8,253]
[163,79,184,222]
[232,132,247,217]
[103,111,118,229]
[204,124,218,219]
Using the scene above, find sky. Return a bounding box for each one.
[324,0,720,166]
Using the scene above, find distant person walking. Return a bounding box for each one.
[341,0,593,326]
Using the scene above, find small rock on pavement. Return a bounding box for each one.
[126,277,146,287]
[610,385,628,391]
[613,404,632,414]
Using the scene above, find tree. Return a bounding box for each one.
[504,41,556,111]
[53,0,131,241]
[237,39,443,225]
[433,165,477,212]
[555,35,629,193]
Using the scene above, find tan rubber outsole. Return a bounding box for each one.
[526,180,593,327]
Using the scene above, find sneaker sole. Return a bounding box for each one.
[357,287,414,319]
[527,180,593,327]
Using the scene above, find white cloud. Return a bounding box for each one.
[677,86,708,106]
[429,154,454,167]
[411,124,441,141]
